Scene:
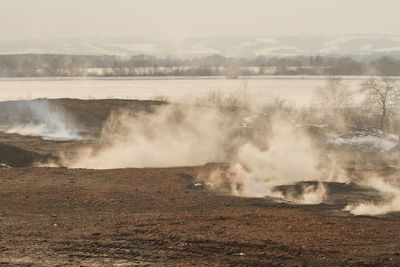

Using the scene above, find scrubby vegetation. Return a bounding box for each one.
[1,54,400,77]
[192,76,400,136]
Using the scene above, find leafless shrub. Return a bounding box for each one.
[195,90,225,106]
[360,77,400,131]
[314,76,353,111]
[195,89,249,109]
[151,94,170,102]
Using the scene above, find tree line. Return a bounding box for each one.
[1,54,400,77]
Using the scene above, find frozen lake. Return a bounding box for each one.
[0,76,377,106]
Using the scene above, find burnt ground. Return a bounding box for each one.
[0,99,399,266]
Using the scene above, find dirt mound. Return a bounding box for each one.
[0,142,56,167]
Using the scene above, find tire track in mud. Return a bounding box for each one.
[50,237,312,266]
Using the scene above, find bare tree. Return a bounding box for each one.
[314,76,353,113]
[360,77,400,131]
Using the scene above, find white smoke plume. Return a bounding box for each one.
[344,177,400,216]
[5,99,80,140]
[278,183,327,205]
[206,116,330,204]
[62,102,399,213]
[68,105,333,204]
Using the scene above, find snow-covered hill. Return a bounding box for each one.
[2,35,400,57]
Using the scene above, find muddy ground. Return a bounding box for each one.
[0,99,400,266]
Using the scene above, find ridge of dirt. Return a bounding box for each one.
[48,98,166,133]
[0,98,166,135]
[0,142,56,167]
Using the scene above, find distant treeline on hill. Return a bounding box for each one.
[1,54,400,77]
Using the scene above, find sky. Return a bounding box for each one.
[1,0,400,41]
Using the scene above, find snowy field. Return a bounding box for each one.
[0,76,372,106]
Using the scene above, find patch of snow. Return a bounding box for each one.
[319,35,360,54]
[0,163,11,168]
[84,44,113,55]
[110,43,157,53]
[240,38,278,49]
[360,44,373,52]
[254,45,304,56]
[240,40,262,48]
[257,37,279,44]
[180,44,219,56]
[319,44,340,54]
[194,182,212,187]
[376,45,400,52]
[327,133,397,152]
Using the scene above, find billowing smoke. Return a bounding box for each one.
[277,183,327,205]
[68,105,236,168]
[204,116,333,204]
[4,99,80,140]
[344,177,400,215]
[60,100,400,215]
[229,119,317,192]
[66,105,334,205]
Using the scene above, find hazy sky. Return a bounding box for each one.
[1,0,400,41]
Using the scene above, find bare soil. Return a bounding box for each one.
[0,99,399,266]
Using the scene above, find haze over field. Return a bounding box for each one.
[2,0,400,39]
[1,0,400,57]
[2,1,400,265]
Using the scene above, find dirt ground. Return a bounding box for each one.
[1,165,400,266]
[0,99,400,266]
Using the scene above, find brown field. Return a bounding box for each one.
[0,99,399,266]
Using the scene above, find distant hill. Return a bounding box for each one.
[2,35,400,58]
